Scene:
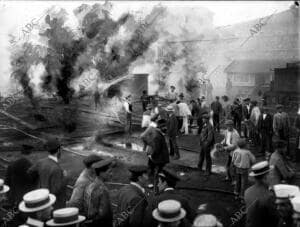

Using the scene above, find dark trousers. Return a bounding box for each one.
[278,129,290,156]
[177,117,183,133]
[125,113,132,134]
[233,117,241,135]
[169,136,179,157]
[213,113,220,132]
[148,159,165,194]
[198,146,212,173]
[260,131,273,154]
[197,117,203,134]
[226,155,232,180]
[235,168,248,197]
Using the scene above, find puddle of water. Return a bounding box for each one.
[115,142,144,152]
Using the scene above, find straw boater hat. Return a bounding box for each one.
[193,214,223,227]
[273,184,300,202]
[165,105,175,112]
[19,189,56,213]
[249,161,272,177]
[0,179,9,194]
[46,207,86,226]
[153,200,186,223]
[291,196,300,218]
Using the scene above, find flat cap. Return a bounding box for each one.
[225,119,234,125]
[92,158,113,170]
[128,165,148,175]
[237,138,247,148]
[45,138,61,151]
[83,154,103,167]
[158,169,180,182]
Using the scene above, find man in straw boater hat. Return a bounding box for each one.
[166,105,180,160]
[144,168,195,227]
[192,214,223,227]
[244,161,279,227]
[82,157,114,227]
[198,113,214,175]
[28,138,66,209]
[116,165,149,227]
[152,200,189,227]
[291,195,300,226]
[67,154,103,214]
[273,184,300,227]
[18,188,56,227]
[46,207,86,227]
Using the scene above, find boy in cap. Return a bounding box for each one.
[152,200,188,227]
[269,140,295,187]
[273,184,299,227]
[244,161,279,227]
[82,158,113,227]
[116,165,149,227]
[19,188,56,227]
[232,138,256,200]
[28,138,66,209]
[67,154,102,213]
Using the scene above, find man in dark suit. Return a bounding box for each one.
[144,168,195,227]
[257,106,273,156]
[28,138,66,209]
[198,114,215,175]
[166,105,179,159]
[211,96,222,132]
[5,145,36,207]
[116,165,149,227]
[242,98,252,138]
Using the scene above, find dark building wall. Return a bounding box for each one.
[274,67,300,93]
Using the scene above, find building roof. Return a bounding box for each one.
[224,59,296,74]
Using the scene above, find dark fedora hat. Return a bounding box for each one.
[83,155,103,168]
[91,157,113,171]
[44,138,61,152]
[158,168,180,183]
[128,165,148,175]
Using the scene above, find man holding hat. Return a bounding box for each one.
[18,188,56,227]
[198,113,214,175]
[116,165,149,227]
[67,154,102,213]
[82,158,114,227]
[244,161,279,227]
[152,200,188,227]
[166,105,180,160]
[269,140,295,187]
[28,138,66,209]
[5,144,36,207]
[219,119,240,182]
[273,184,299,227]
[273,104,290,157]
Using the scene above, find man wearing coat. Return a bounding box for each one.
[242,98,252,138]
[198,114,215,175]
[5,145,36,207]
[211,96,222,132]
[273,104,290,157]
[28,138,66,209]
[140,119,170,193]
[166,105,179,160]
[116,165,149,227]
[257,106,273,156]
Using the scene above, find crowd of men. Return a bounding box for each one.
[0,85,300,227]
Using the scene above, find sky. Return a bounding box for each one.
[0,1,293,94]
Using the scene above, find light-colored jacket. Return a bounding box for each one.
[232,148,256,169]
[250,106,261,126]
[221,129,240,156]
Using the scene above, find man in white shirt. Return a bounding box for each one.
[178,93,191,135]
[123,95,133,135]
[166,86,178,102]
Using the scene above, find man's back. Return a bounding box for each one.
[211,101,222,114]
[244,184,279,227]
